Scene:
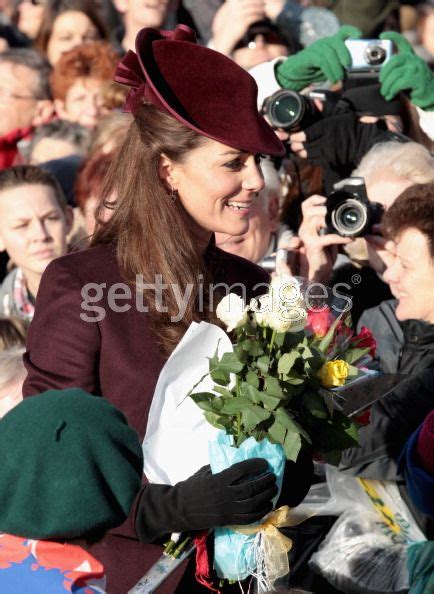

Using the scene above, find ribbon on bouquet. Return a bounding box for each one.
[229,505,310,591]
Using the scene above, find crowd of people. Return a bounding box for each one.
[0,0,433,593]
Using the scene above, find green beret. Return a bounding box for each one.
[0,389,143,539]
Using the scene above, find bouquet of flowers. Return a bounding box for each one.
[140,274,376,593]
[186,274,376,589]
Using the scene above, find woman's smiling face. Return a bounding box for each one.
[161,138,265,244]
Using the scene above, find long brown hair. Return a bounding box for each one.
[36,0,109,58]
[92,103,213,356]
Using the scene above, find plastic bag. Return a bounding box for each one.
[309,470,426,594]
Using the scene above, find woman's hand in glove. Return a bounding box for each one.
[276,25,361,91]
[379,31,434,111]
[135,458,277,543]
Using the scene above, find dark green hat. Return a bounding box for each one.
[0,389,143,539]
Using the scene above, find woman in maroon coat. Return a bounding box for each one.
[23,25,312,594]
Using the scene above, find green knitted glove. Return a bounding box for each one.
[275,25,362,91]
[379,31,434,111]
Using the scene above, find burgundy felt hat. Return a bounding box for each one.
[114,25,285,157]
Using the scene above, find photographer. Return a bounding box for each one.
[293,142,434,321]
[251,27,434,141]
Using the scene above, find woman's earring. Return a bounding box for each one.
[169,186,178,203]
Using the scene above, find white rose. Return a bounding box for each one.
[270,274,303,308]
[268,305,307,333]
[251,294,271,327]
[251,293,306,332]
[216,293,248,332]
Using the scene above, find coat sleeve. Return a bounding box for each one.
[400,426,434,517]
[339,368,434,480]
[23,257,101,398]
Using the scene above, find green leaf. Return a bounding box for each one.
[264,376,284,398]
[213,386,234,399]
[343,347,370,365]
[195,400,218,412]
[275,408,311,443]
[234,343,249,364]
[301,346,313,360]
[241,383,281,411]
[303,391,328,419]
[241,405,271,432]
[312,411,360,458]
[346,363,363,378]
[190,391,216,406]
[274,332,287,348]
[220,396,252,414]
[318,314,344,353]
[283,431,302,462]
[260,392,282,411]
[208,343,221,372]
[240,383,262,403]
[204,411,227,430]
[320,388,337,417]
[275,407,298,430]
[210,368,230,386]
[245,371,259,389]
[268,419,286,444]
[278,351,300,376]
[286,374,305,386]
[217,352,245,374]
[242,339,264,357]
[256,355,270,374]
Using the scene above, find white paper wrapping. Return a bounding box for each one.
[142,321,233,485]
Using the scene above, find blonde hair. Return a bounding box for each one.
[353,141,434,186]
[0,317,28,350]
[90,112,133,156]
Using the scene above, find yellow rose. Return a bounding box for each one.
[318,360,349,388]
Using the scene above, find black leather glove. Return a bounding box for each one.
[135,458,277,543]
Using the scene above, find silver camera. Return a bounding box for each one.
[345,39,393,72]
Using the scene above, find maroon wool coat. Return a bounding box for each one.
[23,242,269,594]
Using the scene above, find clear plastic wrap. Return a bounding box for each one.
[308,468,426,594]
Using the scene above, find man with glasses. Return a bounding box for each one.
[0,48,52,169]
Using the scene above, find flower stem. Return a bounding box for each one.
[235,375,241,444]
[173,536,191,558]
[269,329,276,354]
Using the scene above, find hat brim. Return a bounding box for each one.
[135,28,285,157]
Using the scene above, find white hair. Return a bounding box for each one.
[0,347,26,392]
[259,157,282,209]
[353,141,434,186]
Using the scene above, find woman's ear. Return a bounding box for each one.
[158,153,179,191]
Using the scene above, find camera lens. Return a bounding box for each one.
[363,43,387,66]
[267,90,305,129]
[331,198,368,237]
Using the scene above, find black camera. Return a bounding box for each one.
[324,177,384,238]
[261,89,322,131]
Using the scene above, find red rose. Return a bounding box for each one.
[306,306,335,338]
[352,326,377,358]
